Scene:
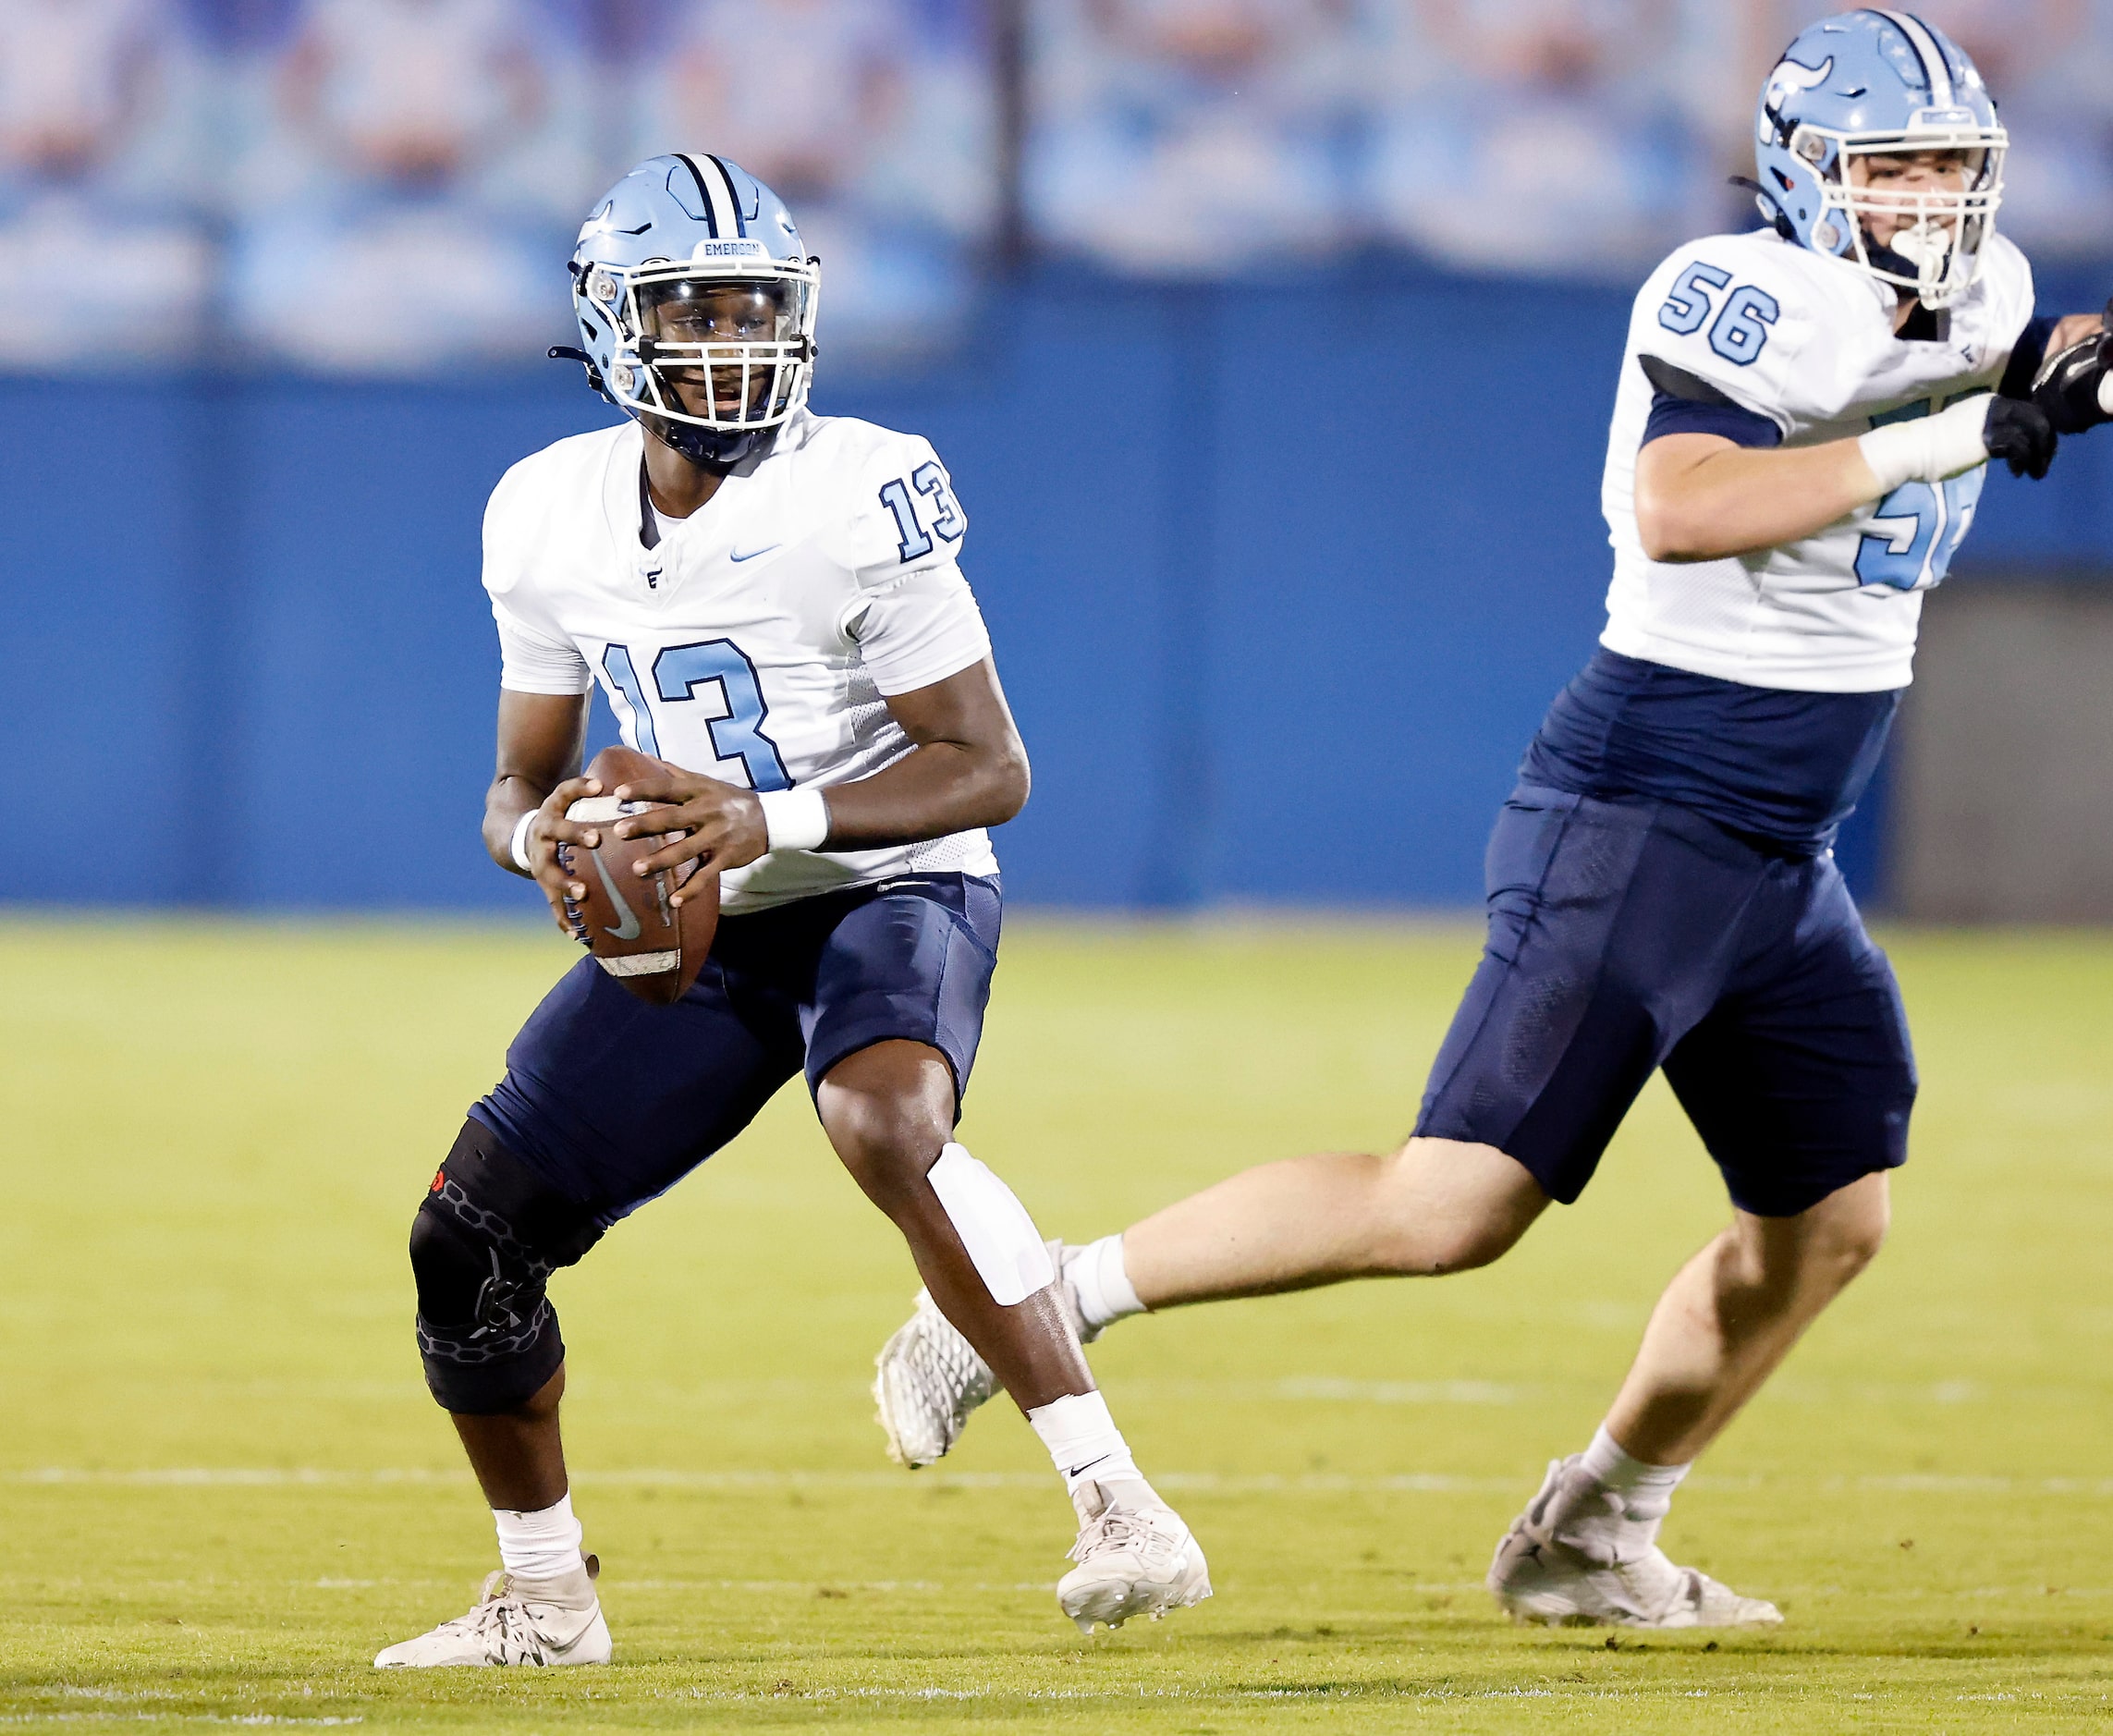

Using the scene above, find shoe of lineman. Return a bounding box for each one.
[873,1241,1097,1469]
[373,1555,612,1667]
[1487,1457,1783,1630]
[1056,1479,1212,1634]
[873,1288,1000,1468]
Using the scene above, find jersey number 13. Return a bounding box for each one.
[598,640,794,792]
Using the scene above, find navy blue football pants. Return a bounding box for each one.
[415,873,1003,1412]
[1416,786,1915,1216]
[475,872,1003,1219]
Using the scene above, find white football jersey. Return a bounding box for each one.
[482,409,1000,914]
[1601,227,2035,692]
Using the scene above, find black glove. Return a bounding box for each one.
[1985,396,2058,480]
[2031,298,2113,434]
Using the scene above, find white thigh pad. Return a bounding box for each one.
[926,1143,1056,1307]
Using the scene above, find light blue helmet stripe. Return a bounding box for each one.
[1875,9,1954,107]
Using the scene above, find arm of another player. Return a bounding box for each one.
[606,658,1029,895]
[483,689,609,933]
[1636,391,2058,564]
[2029,302,2113,434]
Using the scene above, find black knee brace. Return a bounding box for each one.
[409,1119,605,1414]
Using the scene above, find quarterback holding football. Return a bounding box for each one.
[873,8,2113,1630]
[374,153,1209,1668]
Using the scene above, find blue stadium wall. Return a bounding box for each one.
[8,264,2110,913]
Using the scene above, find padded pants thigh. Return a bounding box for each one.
[1414,789,1768,1203]
[799,874,1003,1100]
[1662,853,1917,1218]
[473,951,803,1216]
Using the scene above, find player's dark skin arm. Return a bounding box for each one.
[482,689,614,933]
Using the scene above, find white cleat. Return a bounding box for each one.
[373,1556,612,1668]
[1488,1458,1783,1630]
[873,1289,1000,1468]
[873,1241,1099,1469]
[1056,1479,1212,1634]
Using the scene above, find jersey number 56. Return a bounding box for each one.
[1855,397,1985,592]
[1657,263,1779,367]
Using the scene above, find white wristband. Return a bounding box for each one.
[757,787,830,853]
[1858,396,1990,494]
[508,809,539,874]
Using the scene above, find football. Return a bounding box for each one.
[556,744,719,1006]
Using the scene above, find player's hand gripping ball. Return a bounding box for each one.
[557,745,720,1006]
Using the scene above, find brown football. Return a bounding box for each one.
[556,745,720,1006]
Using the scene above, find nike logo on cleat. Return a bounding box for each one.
[730,544,780,563]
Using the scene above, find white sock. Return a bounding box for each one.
[493,1491,584,1583]
[1066,1234,1146,1331]
[1577,1424,1691,1533]
[1028,1390,1142,1498]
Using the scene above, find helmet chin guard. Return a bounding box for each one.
[643,417,775,472]
[1754,11,2006,311]
[565,153,820,468]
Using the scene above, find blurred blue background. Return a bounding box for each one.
[4,0,2110,911]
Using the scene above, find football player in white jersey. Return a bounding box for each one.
[373,153,1209,1668]
[873,10,2113,1628]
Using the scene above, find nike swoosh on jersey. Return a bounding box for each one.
[730,544,781,563]
[588,847,643,940]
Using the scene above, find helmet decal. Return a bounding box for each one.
[1760,54,1834,145]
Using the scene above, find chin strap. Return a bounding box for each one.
[1728,177,1797,242]
[548,345,614,405]
[652,418,765,472]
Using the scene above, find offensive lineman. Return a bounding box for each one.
[873,11,2113,1627]
[374,153,1209,1667]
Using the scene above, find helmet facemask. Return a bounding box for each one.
[1794,122,2006,310]
[578,254,820,465]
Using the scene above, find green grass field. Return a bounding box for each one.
[3,916,2111,1732]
